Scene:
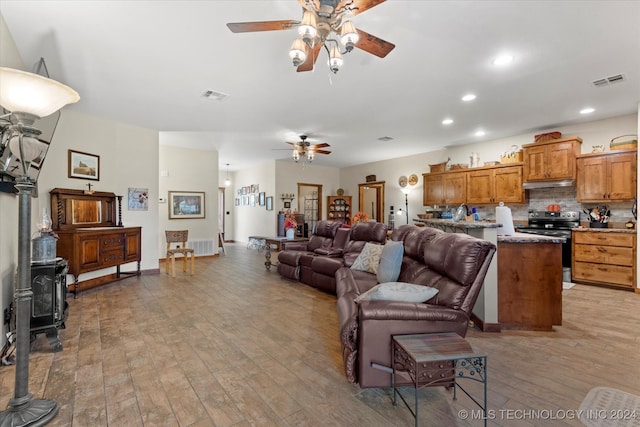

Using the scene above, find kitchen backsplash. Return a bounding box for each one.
[472,187,634,223]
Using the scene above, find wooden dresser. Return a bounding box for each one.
[50,188,142,294]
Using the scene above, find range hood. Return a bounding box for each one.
[522,179,575,190]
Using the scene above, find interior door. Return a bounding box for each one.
[297,183,322,236]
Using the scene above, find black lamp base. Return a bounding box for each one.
[0,394,59,427]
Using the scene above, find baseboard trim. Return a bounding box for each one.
[470,313,501,332]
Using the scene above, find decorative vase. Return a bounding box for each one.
[286,228,295,240]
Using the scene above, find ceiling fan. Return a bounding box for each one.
[287,135,331,162]
[227,0,395,73]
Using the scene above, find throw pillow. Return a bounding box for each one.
[355,282,439,303]
[350,242,384,274]
[377,240,404,283]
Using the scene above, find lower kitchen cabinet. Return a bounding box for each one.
[572,230,636,289]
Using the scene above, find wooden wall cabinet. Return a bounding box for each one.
[423,171,466,205]
[572,231,636,289]
[467,164,525,204]
[327,195,351,225]
[522,136,582,182]
[577,149,637,202]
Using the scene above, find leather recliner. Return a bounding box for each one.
[335,225,496,388]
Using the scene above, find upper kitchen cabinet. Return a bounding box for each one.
[423,171,466,206]
[577,149,637,202]
[467,164,525,205]
[523,136,582,183]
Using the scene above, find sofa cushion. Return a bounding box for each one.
[355,282,439,303]
[377,240,404,283]
[350,242,384,274]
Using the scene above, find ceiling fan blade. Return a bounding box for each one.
[297,43,322,72]
[337,0,386,16]
[311,143,330,148]
[355,28,395,58]
[314,150,332,155]
[226,20,299,33]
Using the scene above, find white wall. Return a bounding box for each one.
[232,160,276,242]
[158,139,218,256]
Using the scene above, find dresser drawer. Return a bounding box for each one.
[573,244,634,266]
[573,261,634,287]
[573,232,634,247]
[100,233,125,249]
[100,249,125,268]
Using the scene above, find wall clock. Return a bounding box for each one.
[398,176,408,187]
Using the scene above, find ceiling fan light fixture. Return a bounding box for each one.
[292,149,300,162]
[289,39,308,67]
[307,149,314,161]
[340,20,359,51]
[328,46,343,73]
[298,11,317,43]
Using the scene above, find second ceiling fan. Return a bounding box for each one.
[227,0,395,73]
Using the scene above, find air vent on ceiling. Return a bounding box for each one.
[592,73,626,87]
[203,90,230,101]
[377,136,394,141]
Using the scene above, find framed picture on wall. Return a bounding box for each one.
[235,198,239,206]
[168,191,205,219]
[250,194,255,207]
[68,149,100,180]
[284,201,291,209]
[259,192,265,206]
[266,196,273,211]
[127,188,149,211]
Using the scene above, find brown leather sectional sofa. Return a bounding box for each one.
[277,221,388,294]
[335,225,496,388]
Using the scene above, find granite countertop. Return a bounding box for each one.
[413,218,502,229]
[572,227,636,234]
[498,232,566,243]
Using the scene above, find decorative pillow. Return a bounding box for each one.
[377,240,404,283]
[350,242,384,274]
[355,282,439,303]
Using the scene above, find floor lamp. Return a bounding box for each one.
[397,188,410,224]
[0,67,79,427]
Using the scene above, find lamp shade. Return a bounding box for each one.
[340,21,359,46]
[0,67,79,118]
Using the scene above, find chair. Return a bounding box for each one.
[165,230,195,277]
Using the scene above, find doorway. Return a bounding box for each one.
[297,183,322,236]
[358,181,385,222]
[218,187,225,241]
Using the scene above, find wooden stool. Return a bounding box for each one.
[165,230,195,277]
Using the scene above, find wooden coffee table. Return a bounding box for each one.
[248,236,309,270]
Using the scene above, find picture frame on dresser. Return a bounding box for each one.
[168,191,205,219]
[68,149,100,181]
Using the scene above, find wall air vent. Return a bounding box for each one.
[377,136,394,141]
[592,73,626,87]
[203,90,230,101]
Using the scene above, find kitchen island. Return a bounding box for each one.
[498,232,565,331]
[415,219,565,331]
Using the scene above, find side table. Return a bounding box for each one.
[392,332,487,427]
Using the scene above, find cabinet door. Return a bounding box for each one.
[443,172,466,204]
[577,156,608,202]
[466,169,493,204]
[423,174,444,205]
[608,152,637,200]
[494,166,525,203]
[547,142,575,179]
[523,145,547,181]
[125,229,141,262]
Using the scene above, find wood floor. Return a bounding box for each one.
[1,242,639,426]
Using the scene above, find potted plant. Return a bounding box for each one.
[284,214,298,239]
[352,211,370,223]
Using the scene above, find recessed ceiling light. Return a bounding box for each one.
[493,55,514,66]
[580,107,595,115]
[475,130,486,137]
[462,94,476,102]
[442,118,454,125]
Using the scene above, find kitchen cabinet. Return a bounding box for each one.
[327,195,351,225]
[576,149,637,202]
[422,171,466,205]
[523,136,582,182]
[572,230,636,289]
[467,164,525,204]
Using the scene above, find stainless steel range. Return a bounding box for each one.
[516,210,580,271]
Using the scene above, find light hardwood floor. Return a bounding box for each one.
[1,242,639,426]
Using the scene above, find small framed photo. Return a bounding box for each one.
[259,192,266,206]
[242,187,247,195]
[250,184,256,194]
[284,201,291,209]
[168,191,205,219]
[235,198,239,206]
[250,194,255,207]
[266,196,273,211]
[68,149,100,181]
[127,188,149,211]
